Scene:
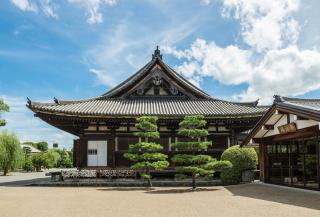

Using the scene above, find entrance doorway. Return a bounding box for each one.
[87,140,108,166]
[266,136,319,190]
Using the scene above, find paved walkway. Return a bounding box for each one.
[0,170,51,186]
[0,183,319,217]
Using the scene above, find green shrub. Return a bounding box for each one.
[32,153,47,172]
[220,145,258,184]
[23,158,33,172]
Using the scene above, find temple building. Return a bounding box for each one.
[27,47,268,169]
[242,96,320,191]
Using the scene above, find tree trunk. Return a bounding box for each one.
[192,173,196,189]
[146,169,152,187]
[3,167,8,176]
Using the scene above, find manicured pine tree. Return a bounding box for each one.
[124,116,169,187]
[172,115,229,189]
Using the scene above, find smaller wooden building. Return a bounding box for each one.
[242,95,320,191]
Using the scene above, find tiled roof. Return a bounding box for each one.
[275,95,320,114]
[29,98,268,117]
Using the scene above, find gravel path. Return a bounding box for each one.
[0,183,319,217]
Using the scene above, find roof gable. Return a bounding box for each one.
[100,47,211,99]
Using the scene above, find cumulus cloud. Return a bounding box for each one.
[163,39,253,86]
[165,0,320,104]
[10,0,38,12]
[68,0,117,24]
[222,0,300,52]
[238,46,320,103]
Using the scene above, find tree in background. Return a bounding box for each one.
[171,115,231,189]
[124,116,169,187]
[32,153,47,172]
[22,146,33,171]
[0,131,22,175]
[34,141,48,152]
[0,99,9,127]
[57,148,72,168]
[23,141,48,152]
[46,149,61,168]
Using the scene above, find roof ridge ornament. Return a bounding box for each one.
[152,45,162,60]
[273,95,283,103]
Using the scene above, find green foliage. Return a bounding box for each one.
[34,142,48,152]
[0,99,9,127]
[46,149,61,168]
[220,145,258,184]
[205,160,232,171]
[171,115,231,189]
[23,146,32,158]
[172,115,213,188]
[127,142,163,152]
[32,153,47,172]
[124,116,169,186]
[57,148,72,168]
[0,131,22,175]
[171,141,211,150]
[23,158,33,172]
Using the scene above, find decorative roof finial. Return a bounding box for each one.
[152,45,162,60]
[273,95,283,103]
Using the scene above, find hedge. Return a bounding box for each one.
[220,145,258,184]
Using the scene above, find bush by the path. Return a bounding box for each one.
[220,145,258,184]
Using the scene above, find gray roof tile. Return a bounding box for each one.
[30,98,268,117]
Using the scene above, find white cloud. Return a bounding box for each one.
[222,0,300,52]
[238,46,320,103]
[68,0,117,24]
[41,0,59,19]
[164,0,320,104]
[89,68,117,87]
[10,0,59,19]
[164,38,253,86]
[1,96,76,149]
[10,0,38,12]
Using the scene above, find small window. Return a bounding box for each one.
[88,149,97,155]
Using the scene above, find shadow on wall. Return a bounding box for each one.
[225,183,320,211]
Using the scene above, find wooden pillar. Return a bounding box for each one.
[109,129,116,168]
[78,138,87,168]
[73,139,78,168]
[259,142,266,182]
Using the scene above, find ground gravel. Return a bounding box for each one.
[0,183,319,217]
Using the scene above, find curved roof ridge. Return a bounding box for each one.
[159,59,211,99]
[100,58,156,98]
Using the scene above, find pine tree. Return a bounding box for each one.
[171,115,230,189]
[124,116,169,187]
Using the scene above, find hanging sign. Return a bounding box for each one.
[278,122,297,134]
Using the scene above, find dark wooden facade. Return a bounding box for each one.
[243,96,320,191]
[27,47,268,169]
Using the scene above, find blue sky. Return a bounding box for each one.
[1,0,320,148]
